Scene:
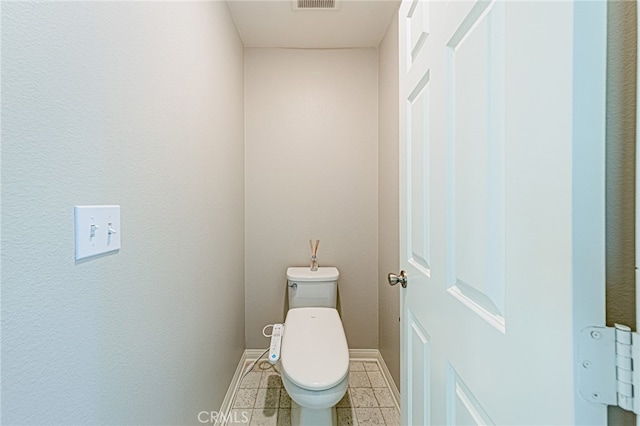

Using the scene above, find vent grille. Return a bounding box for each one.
[293,0,340,10]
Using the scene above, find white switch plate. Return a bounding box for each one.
[74,205,121,260]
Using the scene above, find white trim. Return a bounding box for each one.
[218,349,272,426]
[349,348,379,360]
[244,349,270,360]
[377,351,401,410]
[216,350,250,426]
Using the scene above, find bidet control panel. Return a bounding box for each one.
[269,324,283,364]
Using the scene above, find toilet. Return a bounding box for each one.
[280,267,349,426]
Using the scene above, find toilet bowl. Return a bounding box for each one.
[281,267,349,426]
[281,307,349,426]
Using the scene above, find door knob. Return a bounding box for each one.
[388,271,407,288]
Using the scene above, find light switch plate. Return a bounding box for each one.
[74,205,121,260]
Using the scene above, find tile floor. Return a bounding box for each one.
[227,359,400,426]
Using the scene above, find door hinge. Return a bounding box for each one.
[578,324,640,414]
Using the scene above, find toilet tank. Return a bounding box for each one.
[287,267,339,309]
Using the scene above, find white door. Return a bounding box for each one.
[398,0,608,424]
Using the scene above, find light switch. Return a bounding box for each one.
[74,205,121,260]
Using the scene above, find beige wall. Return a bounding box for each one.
[1,2,245,423]
[244,48,379,349]
[377,13,401,389]
[606,1,637,424]
[606,0,636,328]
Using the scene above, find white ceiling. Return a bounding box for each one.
[227,0,400,48]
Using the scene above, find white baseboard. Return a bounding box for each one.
[216,351,250,426]
[348,348,379,360]
[244,348,270,360]
[217,349,272,425]
[376,351,400,410]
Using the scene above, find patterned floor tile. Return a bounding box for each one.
[249,408,278,426]
[279,390,292,409]
[255,388,281,409]
[350,388,378,408]
[363,362,380,372]
[260,372,283,388]
[336,389,353,408]
[373,388,395,408]
[231,358,399,426]
[276,408,291,426]
[337,407,359,426]
[349,371,372,388]
[349,361,366,372]
[240,371,263,389]
[380,407,400,426]
[367,371,386,388]
[355,407,385,425]
[227,409,252,425]
[233,388,258,409]
[252,360,280,374]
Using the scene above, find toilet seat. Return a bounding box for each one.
[281,307,349,391]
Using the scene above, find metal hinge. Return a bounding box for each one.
[578,324,640,414]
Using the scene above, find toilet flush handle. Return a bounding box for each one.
[287,282,297,289]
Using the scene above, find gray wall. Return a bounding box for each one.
[377,12,400,389]
[1,2,245,424]
[606,1,637,424]
[244,48,379,350]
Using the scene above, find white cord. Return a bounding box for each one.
[241,323,279,379]
[262,324,274,338]
[241,348,269,379]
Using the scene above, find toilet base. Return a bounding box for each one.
[291,400,337,426]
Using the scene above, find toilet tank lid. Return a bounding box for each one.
[287,267,339,282]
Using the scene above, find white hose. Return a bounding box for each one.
[262,324,275,337]
[241,348,269,379]
[241,323,280,379]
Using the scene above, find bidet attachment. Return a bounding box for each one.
[268,324,283,364]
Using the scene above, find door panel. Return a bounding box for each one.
[445,1,505,330]
[406,0,430,69]
[446,364,494,425]
[398,0,607,424]
[407,70,431,274]
[405,310,430,426]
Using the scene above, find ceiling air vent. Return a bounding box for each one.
[292,0,341,11]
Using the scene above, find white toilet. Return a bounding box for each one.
[280,267,349,426]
